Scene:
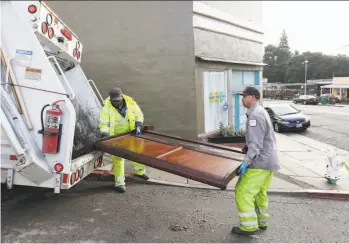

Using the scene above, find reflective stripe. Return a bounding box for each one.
[258,208,267,214]
[134,166,145,171]
[99,121,110,126]
[239,211,257,218]
[135,112,143,117]
[115,176,125,181]
[111,120,127,127]
[135,120,143,123]
[241,221,258,227]
[100,129,109,134]
[258,218,268,223]
[115,183,126,187]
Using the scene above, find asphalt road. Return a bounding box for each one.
[2,181,348,243]
[264,100,349,151]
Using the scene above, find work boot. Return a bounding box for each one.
[259,226,267,231]
[115,185,126,193]
[134,173,149,181]
[231,227,258,236]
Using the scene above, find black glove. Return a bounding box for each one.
[100,133,109,138]
[242,145,248,154]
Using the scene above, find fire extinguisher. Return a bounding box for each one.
[38,100,65,154]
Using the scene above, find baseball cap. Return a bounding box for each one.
[109,87,122,99]
[239,86,260,99]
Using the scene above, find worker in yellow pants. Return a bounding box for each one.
[112,156,146,186]
[112,135,147,188]
[99,87,149,193]
[235,169,273,232]
[233,86,280,235]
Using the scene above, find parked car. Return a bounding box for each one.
[264,104,311,133]
[293,95,319,105]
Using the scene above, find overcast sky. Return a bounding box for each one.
[262,1,349,56]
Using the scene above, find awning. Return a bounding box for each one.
[321,84,349,89]
[94,130,243,190]
[196,55,267,66]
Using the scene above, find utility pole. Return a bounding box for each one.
[304,60,308,96]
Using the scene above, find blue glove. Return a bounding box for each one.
[136,126,141,135]
[237,161,248,176]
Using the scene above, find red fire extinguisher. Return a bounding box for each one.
[38,100,65,154]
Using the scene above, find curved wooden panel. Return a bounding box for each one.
[95,132,242,190]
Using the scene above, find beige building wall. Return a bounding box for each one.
[333,77,349,85]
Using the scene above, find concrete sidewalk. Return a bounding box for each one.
[98,133,349,193]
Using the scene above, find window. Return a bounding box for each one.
[270,105,299,116]
[203,70,228,133]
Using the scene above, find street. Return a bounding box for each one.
[263,100,349,151]
[1,181,348,243]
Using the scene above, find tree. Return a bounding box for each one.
[263,45,278,83]
[278,29,290,51]
[274,30,292,82]
[262,30,349,83]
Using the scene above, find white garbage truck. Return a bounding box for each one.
[1,0,108,193]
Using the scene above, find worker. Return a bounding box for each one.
[98,87,149,193]
[232,86,280,235]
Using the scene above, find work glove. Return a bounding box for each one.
[237,161,248,176]
[136,126,141,135]
[242,145,248,154]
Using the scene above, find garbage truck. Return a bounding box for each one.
[1,0,106,193]
[1,0,243,194]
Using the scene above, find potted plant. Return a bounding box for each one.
[207,122,246,144]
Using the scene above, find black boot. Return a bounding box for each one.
[115,185,126,193]
[231,226,258,235]
[134,173,149,181]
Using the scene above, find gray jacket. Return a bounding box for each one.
[243,103,280,171]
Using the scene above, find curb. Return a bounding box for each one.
[89,170,349,200]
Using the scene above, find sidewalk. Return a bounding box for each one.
[97,133,349,194]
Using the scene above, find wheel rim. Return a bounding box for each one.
[304,101,306,105]
[274,123,279,132]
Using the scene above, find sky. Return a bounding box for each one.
[262,1,349,56]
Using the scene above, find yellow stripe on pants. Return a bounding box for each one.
[235,168,274,231]
[112,156,146,186]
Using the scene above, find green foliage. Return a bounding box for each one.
[218,122,245,137]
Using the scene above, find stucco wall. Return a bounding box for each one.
[192,1,264,65]
[197,1,263,26]
[193,28,263,64]
[47,1,197,138]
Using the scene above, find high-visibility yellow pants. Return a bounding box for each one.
[112,156,146,186]
[235,168,274,232]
